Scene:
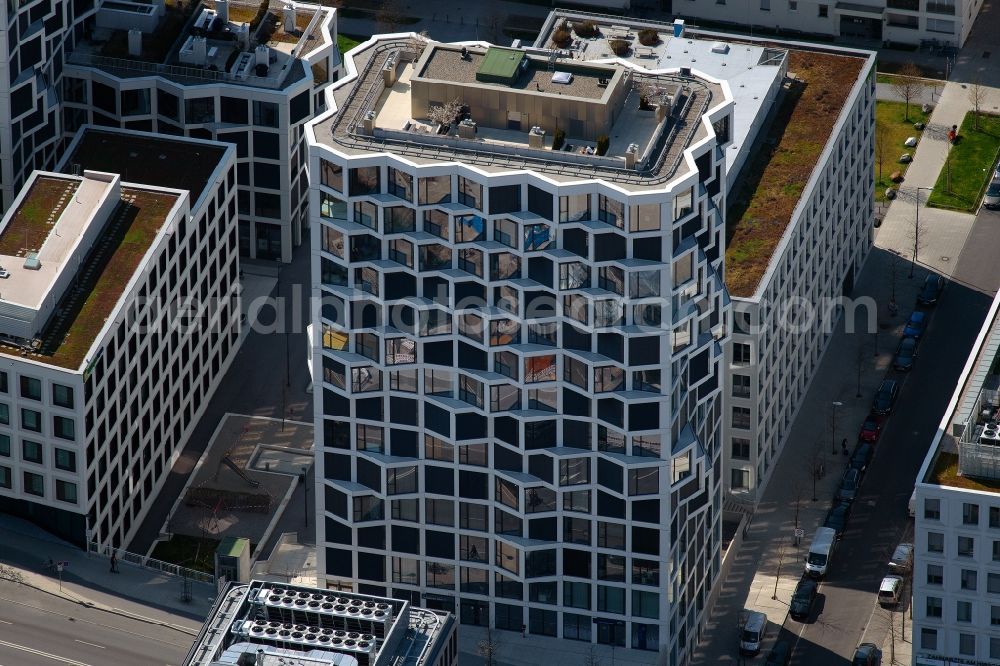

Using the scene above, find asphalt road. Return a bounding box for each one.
[779,207,1000,664]
[0,584,192,666]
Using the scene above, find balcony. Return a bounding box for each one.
[887,0,919,10]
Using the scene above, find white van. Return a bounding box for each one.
[908,490,916,518]
[739,611,768,655]
[805,527,837,578]
[878,575,903,607]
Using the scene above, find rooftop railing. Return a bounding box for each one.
[328,41,713,187]
[88,541,216,585]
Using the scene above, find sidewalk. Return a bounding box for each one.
[691,242,924,664]
[0,515,211,636]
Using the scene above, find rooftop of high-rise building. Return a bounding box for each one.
[182,581,455,666]
[312,35,730,190]
[68,0,334,89]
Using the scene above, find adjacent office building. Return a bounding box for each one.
[0,0,340,262]
[675,0,982,48]
[529,12,877,507]
[308,24,736,663]
[183,580,458,666]
[0,128,240,548]
[914,290,1000,664]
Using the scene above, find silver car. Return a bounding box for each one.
[986,178,1000,210]
[889,543,914,573]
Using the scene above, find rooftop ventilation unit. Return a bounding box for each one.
[233,620,377,658]
[711,42,729,54]
[254,587,394,626]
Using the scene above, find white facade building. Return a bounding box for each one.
[723,71,876,500]
[0,0,339,263]
[675,0,982,48]
[306,22,742,663]
[531,12,876,505]
[914,290,1000,665]
[0,128,240,548]
[61,0,340,262]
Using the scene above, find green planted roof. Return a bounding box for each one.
[477,47,525,85]
[216,536,249,557]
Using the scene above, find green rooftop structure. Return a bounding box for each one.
[215,536,251,582]
[476,46,526,85]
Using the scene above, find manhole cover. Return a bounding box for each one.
[984,51,991,59]
[941,256,950,262]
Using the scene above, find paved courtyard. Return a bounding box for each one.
[164,414,313,552]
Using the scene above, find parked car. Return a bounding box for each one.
[853,643,883,666]
[917,274,944,306]
[764,640,792,666]
[889,543,914,573]
[894,336,918,372]
[985,178,1000,210]
[836,468,862,503]
[903,310,927,339]
[0,268,8,279]
[871,379,899,416]
[878,575,903,607]
[850,442,875,474]
[858,417,883,444]
[789,578,818,621]
[824,501,852,538]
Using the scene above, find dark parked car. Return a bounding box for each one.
[917,274,944,306]
[853,642,883,666]
[903,310,927,338]
[851,442,875,474]
[858,417,883,444]
[894,336,918,372]
[872,379,899,416]
[824,501,852,538]
[789,578,818,621]
[837,467,862,503]
[765,640,792,666]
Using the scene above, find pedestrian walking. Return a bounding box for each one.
[841,438,849,456]
[110,551,119,573]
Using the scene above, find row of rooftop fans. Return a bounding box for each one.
[234,620,377,653]
[255,587,393,621]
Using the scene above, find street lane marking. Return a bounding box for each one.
[0,638,92,665]
[0,620,11,625]
[74,640,105,650]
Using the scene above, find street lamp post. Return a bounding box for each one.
[830,401,843,455]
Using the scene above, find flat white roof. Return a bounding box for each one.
[0,172,116,313]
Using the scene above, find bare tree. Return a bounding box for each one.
[427,98,462,129]
[477,624,500,666]
[405,30,429,60]
[875,119,890,189]
[584,645,602,666]
[969,77,986,131]
[889,63,926,122]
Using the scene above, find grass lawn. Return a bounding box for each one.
[338,33,365,57]
[39,190,176,368]
[724,50,863,298]
[0,177,78,256]
[875,100,930,202]
[929,452,1000,491]
[151,535,221,575]
[927,112,1000,212]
